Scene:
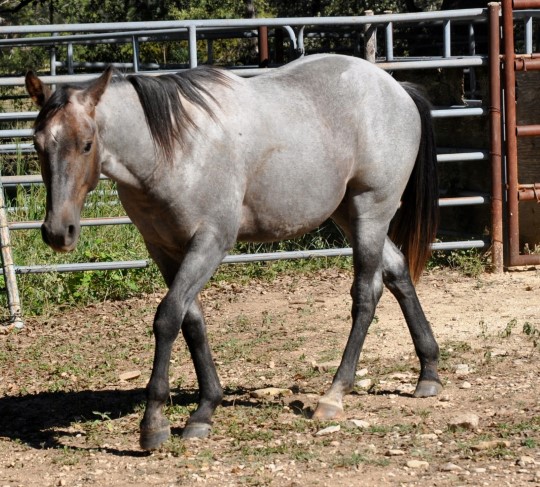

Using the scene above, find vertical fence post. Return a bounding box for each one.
[489,2,504,273]
[0,173,23,328]
[258,26,269,67]
[384,11,394,62]
[188,25,198,68]
[364,10,376,63]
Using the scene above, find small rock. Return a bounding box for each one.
[455,364,470,375]
[473,468,487,473]
[418,433,438,440]
[315,425,340,436]
[517,455,536,466]
[441,462,462,472]
[250,387,292,399]
[356,368,369,377]
[346,419,370,429]
[460,381,472,389]
[406,460,429,469]
[356,379,373,389]
[385,449,405,456]
[448,412,479,431]
[471,440,510,451]
[119,370,141,381]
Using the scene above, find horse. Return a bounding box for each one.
[25,53,442,450]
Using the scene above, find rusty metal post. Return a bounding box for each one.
[489,2,504,273]
[258,26,269,67]
[364,10,377,63]
[513,0,540,8]
[0,173,23,328]
[502,0,520,266]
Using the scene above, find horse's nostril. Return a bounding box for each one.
[67,225,76,237]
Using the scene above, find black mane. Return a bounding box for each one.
[125,66,231,161]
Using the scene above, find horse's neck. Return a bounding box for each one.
[96,83,157,189]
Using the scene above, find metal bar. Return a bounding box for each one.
[516,124,540,136]
[513,0,540,9]
[525,15,533,53]
[0,10,490,36]
[0,112,37,121]
[67,43,74,74]
[0,239,490,276]
[431,107,487,117]
[0,172,23,327]
[385,11,394,62]
[188,25,198,68]
[0,129,33,138]
[132,36,140,73]
[258,26,269,66]
[439,196,488,206]
[518,185,540,200]
[0,56,489,87]
[9,216,132,230]
[436,151,488,162]
[489,2,504,273]
[364,10,377,63]
[514,57,540,69]
[444,19,452,58]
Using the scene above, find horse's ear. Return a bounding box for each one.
[82,66,114,109]
[25,70,52,108]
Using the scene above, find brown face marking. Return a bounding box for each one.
[33,90,102,251]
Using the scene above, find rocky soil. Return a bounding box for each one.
[0,267,539,486]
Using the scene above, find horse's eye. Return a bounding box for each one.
[83,141,92,154]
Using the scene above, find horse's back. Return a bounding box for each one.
[236,55,422,237]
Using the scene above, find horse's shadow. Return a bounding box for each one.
[0,386,303,455]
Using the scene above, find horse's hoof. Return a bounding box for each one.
[312,399,344,421]
[182,422,212,439]
[413,379,443,398]
[139,423,171,450]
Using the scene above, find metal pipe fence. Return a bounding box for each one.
[0,8,503,325]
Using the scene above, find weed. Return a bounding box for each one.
[523,321,539,348]
[51,446,81,466]
[499,318,517,338]
[429,248,487,277]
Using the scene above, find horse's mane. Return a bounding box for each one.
[34,67,231,162]
[125,67,232,161]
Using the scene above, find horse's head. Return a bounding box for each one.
[25,68,113,252]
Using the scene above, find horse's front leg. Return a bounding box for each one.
[139,233,227,450]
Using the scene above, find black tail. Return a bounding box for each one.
[389,83,439,283]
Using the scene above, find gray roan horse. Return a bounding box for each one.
[26,53,442,450]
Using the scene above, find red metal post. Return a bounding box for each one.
[258,26,269,67]
[502,0,520,266]
[489,2,504,273]
[513,0,540,9]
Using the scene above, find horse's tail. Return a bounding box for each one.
[389,83,439,283]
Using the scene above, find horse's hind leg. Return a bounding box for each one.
[382,237,442,397]
[313,215,387,420]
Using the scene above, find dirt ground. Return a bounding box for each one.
[0,266,539,486]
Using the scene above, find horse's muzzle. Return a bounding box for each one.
[41,221,80,252]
